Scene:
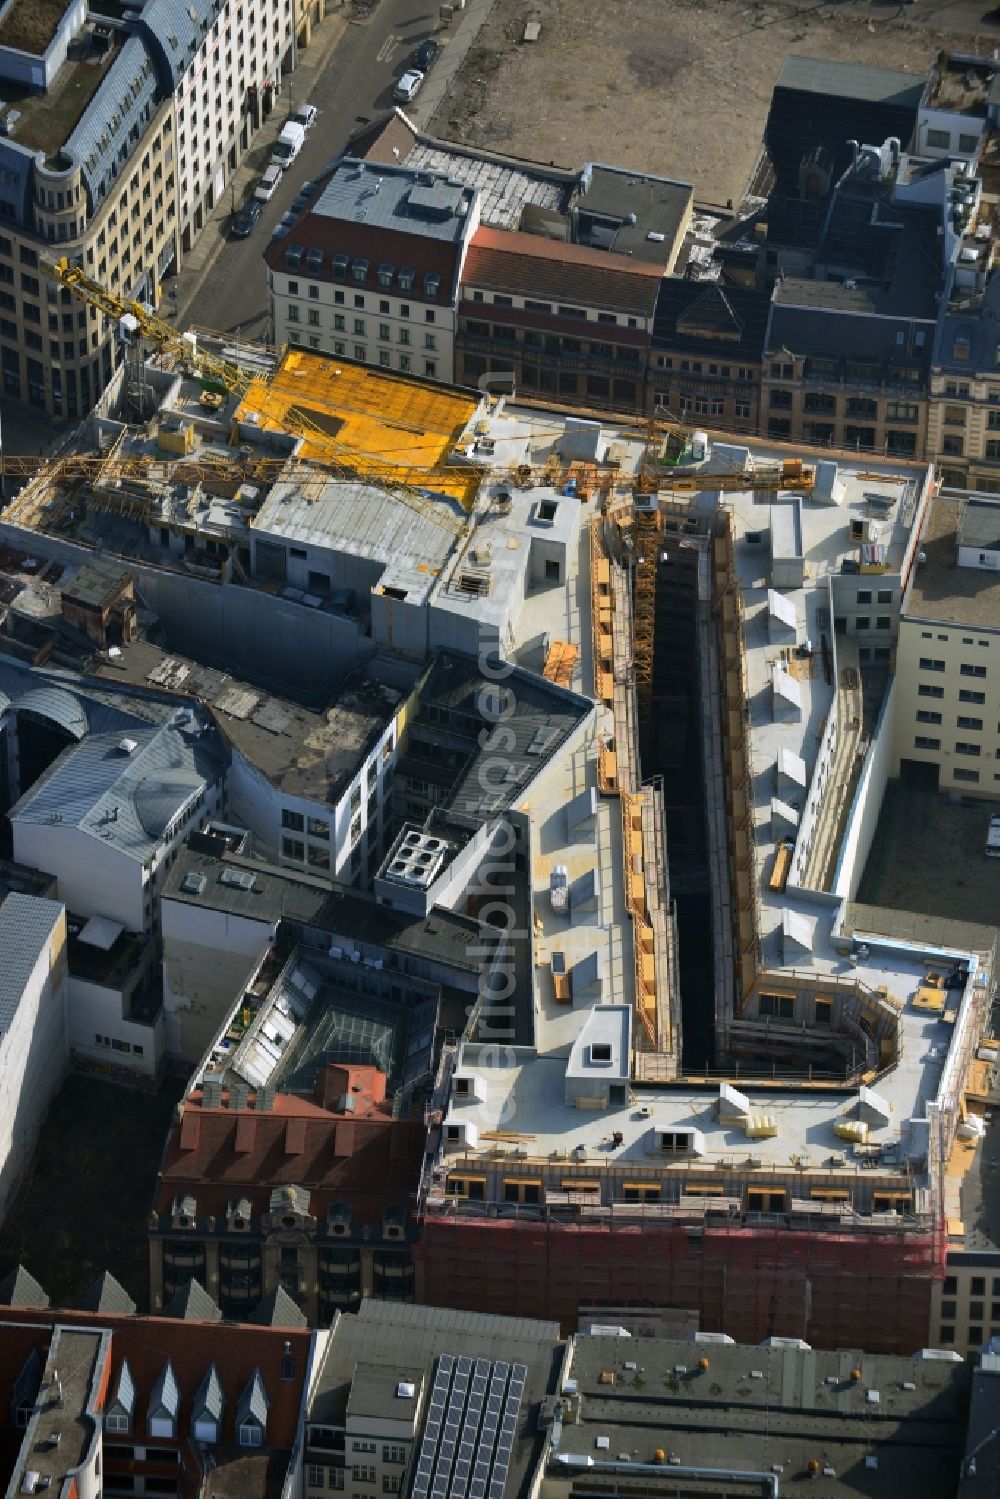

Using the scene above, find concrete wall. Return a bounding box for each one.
[915,106,985,159]
[0,902,67,1223]
[11,821,145,932]
[832,677,897,901]
[0,522,374,696]
[957,543,1000,571]
[66,974,163,1078]
[161,896,272,1062]
[0,0,86,89]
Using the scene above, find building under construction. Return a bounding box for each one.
[413,430,996,1352]
[0,309,991,1350]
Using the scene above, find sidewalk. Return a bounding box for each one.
[168,3,353,327]
[410,0,498,133]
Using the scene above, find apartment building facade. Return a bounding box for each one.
[892,492,1000,800]
[149,1065,427,1324]
[0,0,296,417]
[762,281,933,460]
[455,227,661,411]
[266,159,480,384]
[646,279,769,433]
[928,278,1000,492]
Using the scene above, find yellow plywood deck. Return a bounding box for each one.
[236,351,480,504]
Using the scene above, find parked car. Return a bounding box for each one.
[394,68,425,103]
[231,198,263,238]
[255,164,283,202]
[270,120,306,170]
[293,103,318,130]
[413,38,441,69]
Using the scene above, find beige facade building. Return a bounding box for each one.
[0,0,296,418]
[892,492,1000,799]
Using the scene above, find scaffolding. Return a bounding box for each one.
[632,509,661,738]
[712,510,760,1011]
[542,639,579,690]
[416,1205,943,1350]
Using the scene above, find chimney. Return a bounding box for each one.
[315,1063,353,1112]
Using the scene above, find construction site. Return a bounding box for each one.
[0,254,994,1354]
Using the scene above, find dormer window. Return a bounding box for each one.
[105,1357,135,1435]
[352,258,369,283]
[192,1365,223,1445]
[424,273,440,298]
[333,253,349,279]
[148,1360,180,1440]
[378,262,394,288]
[399,267,414,293]
[237,1369,269,1449]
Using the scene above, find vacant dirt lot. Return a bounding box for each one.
[435,0,991,206]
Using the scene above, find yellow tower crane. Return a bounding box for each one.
[40,257,479,535]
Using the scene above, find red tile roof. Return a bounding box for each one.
[263,217,460,304]
[461,227,663,317]
[154,1108,425,1221]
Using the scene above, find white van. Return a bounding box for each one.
[255,164,283,202]
[270,121,306,170]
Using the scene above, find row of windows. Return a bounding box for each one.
[674,392,752,421]
[307,1467,346,1491]
[106,1411,265,1445]
[468,288,638,328]
[916,712,994,730]
[918,685,988,703]
[285,282,437,322]
[654,356,754,380]
[920,631,992,646]
[919,659,989,676]
[286,307,437,349]
[445,1176,909,1212]
[94,1033,144,1056]
[463,320,640,363]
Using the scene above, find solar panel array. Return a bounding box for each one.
[410,1354,527,1499]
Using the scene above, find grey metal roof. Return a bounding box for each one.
[163,1278,223,1323]
[66,36,158,212]
[313,159,476,244]
[250,1286,307,1329]
[10,721,225,864]
[237,1369,270,1427]
[0,1262,49,1309]
[194,1364,225,1423]
[0,896,63,1047]
[776,54,925,107]
[110,1358,135,1417]
[137,0,218,89]
[77,1270,137,1317]
[16,686,89,740]
[149,1360,180,1419]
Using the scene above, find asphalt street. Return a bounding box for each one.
[179,0,443,342]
